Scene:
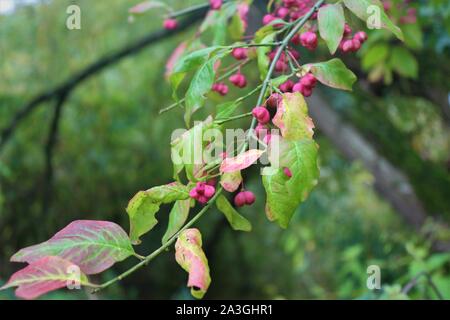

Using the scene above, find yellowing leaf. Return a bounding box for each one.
[220,149,264,173]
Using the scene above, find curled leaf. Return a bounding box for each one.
[175,229,211,299]
[1,256,90,300]
[11,220,135,274]
[220,149,264,173]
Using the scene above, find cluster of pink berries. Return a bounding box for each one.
[229,72,247,88]
[212,83,229,96]
[383,0,417,24]
[292,72,317,97]
[262,0,318,26]
[189,182,216,204]
[339,25,368,53]
[292,31,318,50]
[234,190,256,207]
[267,50,300,73]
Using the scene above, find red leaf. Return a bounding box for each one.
[1,256,90,300]
[219,149,264,173]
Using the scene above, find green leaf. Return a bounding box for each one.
[305,58,357,91]
[184,51,229,126]
[169,46,220,101]
[362,43,389,70]
[262,138,319,228]
[175,229,211,299]
[127,182,190,244]
[343,0,404,41]
[256,31,275,81]
[389,46,418,79]
[318,3,345,54]
[272,92,315,141]
[162,199,191,244]
[402,23,423,50]
[171,117,218,181]
[216,101,240,121]
[216,195,252,232]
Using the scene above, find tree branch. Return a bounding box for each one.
[0,10,208,152]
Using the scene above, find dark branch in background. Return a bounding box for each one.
[309,92,450,252]
[0,10,208,152]
[402,271,444,300]
[42,92,69,213]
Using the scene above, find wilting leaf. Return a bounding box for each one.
[343,0,404,41]
[11,220,134,274]
[1,256,90,300]
[305,58,357,91]
[273,92,315,141]
[216,195,251,231]
[162,199,191,244]
[175,229,211,299]
[220,149,264,173]
[262,138,319,228]
[220,170,242,192]
[127,182,190,244]
[318,3,345,54]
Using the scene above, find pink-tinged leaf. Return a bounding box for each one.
[165,42,188,80]
[1,256,90,300]
[175,229,211,299]
[11,220,135,274]
[129,1,167,14]
[220,149,264,173]
[220,170,242,192]
[272,92,315,141]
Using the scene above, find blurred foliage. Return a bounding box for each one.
[0,0,449,300]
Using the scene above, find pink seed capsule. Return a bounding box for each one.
[283,167,292,178]
[189,188,199,198]
[354,31,368,43]
[231,47,248,60]
[243,191,255,205]
[234,192,247,207]
[252,106,270,125]
[204,185,216,198]
[209,0,222,10]
[163,19,178,30]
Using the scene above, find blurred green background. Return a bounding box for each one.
[0,0,449,300]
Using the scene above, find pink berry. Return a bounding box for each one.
[300,31,318,50]
[279,80,294,92]
[263,14,276,25]
[343,24,352,36]
[292,82,304,93]
[229,73,247,88]
[354,31,368,43]
[263,133,272,145]
[266,93,282,108]
[283,167,292,178]
[234,192,246,207]
[252,106,270,125]
[342,39,354,53]
[163,19,178,30]
[189,188,198,198]
[277,7,290,19]
[204,185,216,198]
[300,73,317,88]
[231,47,248,60]
[291,34,301,45]
[243,191,256,205]
[197,195,209,204]
[255,123,268,138]
[209,0,222,10]
[351,38,361,52]
[275,60,288,73]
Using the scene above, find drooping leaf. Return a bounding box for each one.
[220,170,242,192]
[220,149,264,173]
[184,50,229,126]
[171,117,218,181]
[318,3,345,54]
[272,92,315,141]
[1,256,90,300]
[262,138,319,228]
[304,58,357,91]
[343,0,404,41]
[175,229,211,299]
[255,25,275,80]
[11,220,135,274]
[216,195,252,232]
[162,199,191,244]
[127,182,190,244]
